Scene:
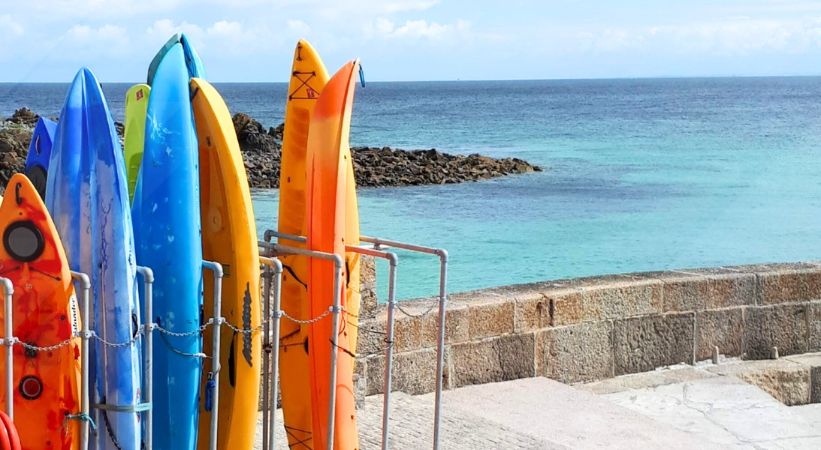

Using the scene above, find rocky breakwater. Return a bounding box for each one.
[1,108,542,189]
[352,147,540,187]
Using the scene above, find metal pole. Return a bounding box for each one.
[202,261,224,450]
[0,277,13,419]
[260,257,282,450]
[432,249,448,450]
[381,255,398,450]
[71,271,92,450]
[262,242,343,450]
[327,255,342,450]
[136,266,154,450]
[261,221,276,450]
[260,261,271,450]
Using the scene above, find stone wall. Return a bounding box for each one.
[354,262,821,396]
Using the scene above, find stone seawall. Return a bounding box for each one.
[353,261,821,397]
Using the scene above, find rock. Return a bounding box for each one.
[6,108,39,127]
[349,147,542,187]
[270,123,284,141]
[0,122,32,189]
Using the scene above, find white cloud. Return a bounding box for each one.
[66,24,127,41]
[10,0,184,19]
[63,23,130,55]
[146,19,205,40]
[287,19,311,35]
[381,0,440,13]
[207,20,243,37]
[366,18,471,40]
[572,16,821,55]
[0,15,24,37]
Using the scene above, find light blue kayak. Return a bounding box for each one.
[146,32,205,85]
[45,68,142,450]
[24,116,57,198]
[132,43,203,450]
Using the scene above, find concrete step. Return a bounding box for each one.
[418,377,718,449]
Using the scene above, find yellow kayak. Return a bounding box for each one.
[191,78,262,450]
[278,39,330,449]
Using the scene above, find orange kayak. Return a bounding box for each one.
[0,174,82,450]
[306,60,361,450]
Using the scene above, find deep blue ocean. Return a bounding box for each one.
[3,78,821,300]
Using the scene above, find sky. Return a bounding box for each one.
[2,0,821,82]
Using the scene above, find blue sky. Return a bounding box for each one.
[2,0,821,82]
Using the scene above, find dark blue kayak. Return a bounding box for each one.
[24,117,56,198]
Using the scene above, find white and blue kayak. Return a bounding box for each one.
[132,42,203,450]
[45,67,142,450]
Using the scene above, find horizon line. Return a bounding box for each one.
[4,74,821,84]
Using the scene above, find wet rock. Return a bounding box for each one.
[6,107,39,127]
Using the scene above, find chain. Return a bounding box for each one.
[280,307,333,325]
[395,302,438,318]
[19,337,77,352]
[154,319,213,338]
[223,320,266,336]
[91,327,144,349]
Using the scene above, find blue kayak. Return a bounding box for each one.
[146,32,205,85]
[24,117,57,198]
[132,43,203,450]
[45,68,143,450]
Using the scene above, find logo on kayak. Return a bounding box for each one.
[242,283,253,366]
[136,89,144,101]
[306,87,317,98]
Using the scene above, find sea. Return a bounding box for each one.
[3,77,821,300]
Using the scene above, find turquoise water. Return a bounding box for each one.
[4,78,821,300]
